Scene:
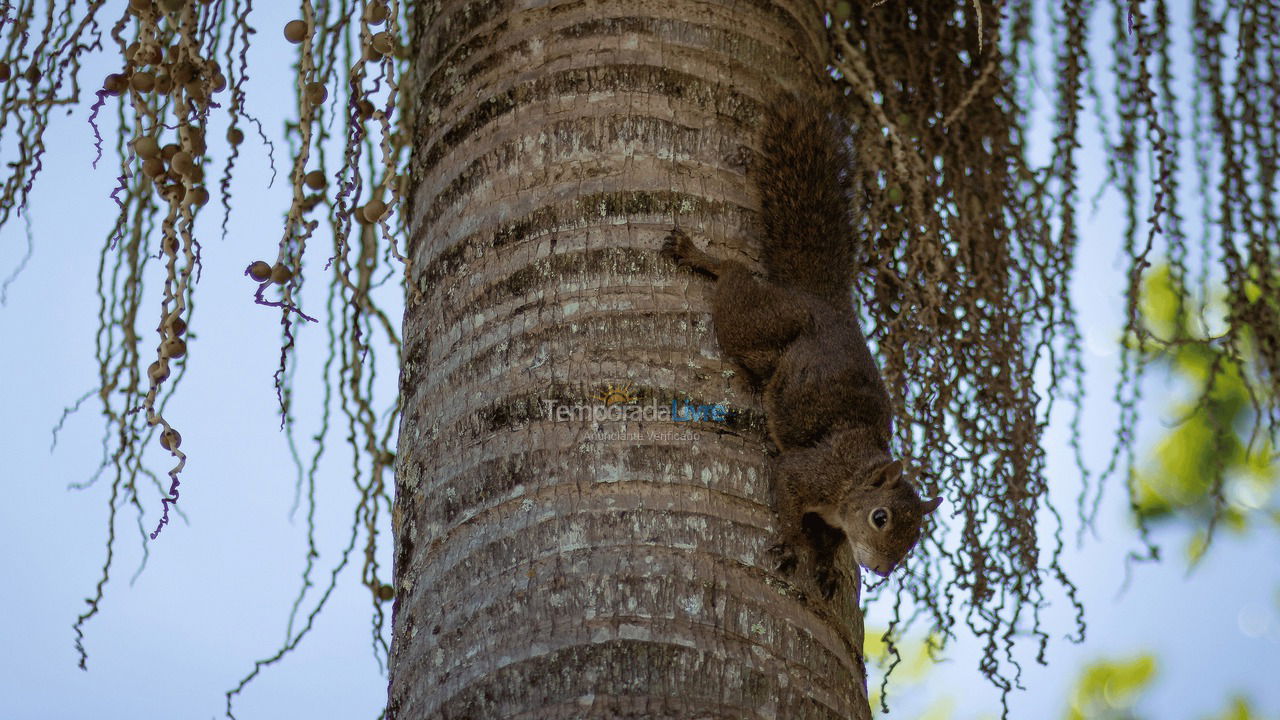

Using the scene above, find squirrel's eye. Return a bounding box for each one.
[870,508,890,529]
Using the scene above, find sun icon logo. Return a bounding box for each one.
[595,383,638,406]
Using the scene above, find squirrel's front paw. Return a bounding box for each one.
[661,227,697,265]
[766,542,798,575]
[725,144,753,172]
[815,565,840,600]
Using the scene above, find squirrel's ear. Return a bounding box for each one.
[922,496,942,516]
[884,460,903,481]
[871,460,903,487]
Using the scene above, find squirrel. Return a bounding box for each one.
[662,94,941,597]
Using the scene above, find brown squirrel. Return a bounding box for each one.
[663,94,941,596]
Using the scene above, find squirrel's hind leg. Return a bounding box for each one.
[662,227,811,356]
[766,449,820,576]
[662,227,722,277]
[709,266,811,368]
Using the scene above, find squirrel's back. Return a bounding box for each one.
[754,96,857,307]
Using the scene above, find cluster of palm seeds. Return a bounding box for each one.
[233,0,410,686]
[244,3,404,299]
[116,1,228,207]
[96,2,227,506]
[2,0,410,682]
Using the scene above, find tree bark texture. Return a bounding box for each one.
[390,1,870,717]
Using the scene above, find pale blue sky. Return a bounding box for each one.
[0,2,1277,719]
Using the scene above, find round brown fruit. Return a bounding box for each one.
[366,2,389,24]
[172,61,195,84]
[370,31,394,56]
[303,170,326,190]
[148,360,170,384]
[131,71,156,92]
[161,337,187,359]
[362,198,387,223]
[137,45,162,65]
[283,19,308,44]
[103,73,129,96]
[270,263,294,285]
[171,151,195,176]
[142,157,165,178]
[160,428,182,451]
[305,82,328,105]
[247,260,272,282]
[134,135,161,158]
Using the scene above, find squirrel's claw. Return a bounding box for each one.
[663,228,721,278]
[766,542,798,575]
[725,144,753,173]
[815,566,840,599]
[661,227,696,265]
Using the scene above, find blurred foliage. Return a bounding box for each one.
[865,627,942,682]
[1063,655,1269,720]
[858,265,1280,719]
[1206,697,1267,720]
[1132,265,1279,562]
[865,628,959,719]
[1065,653,1157,720]
[863,637,1275,719]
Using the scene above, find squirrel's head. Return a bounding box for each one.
[836,459,942,576]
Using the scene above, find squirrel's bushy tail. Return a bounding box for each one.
[755,96,856,306]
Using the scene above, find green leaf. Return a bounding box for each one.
[1204,695,1257,720]
[1065,654,1157,720]
[1133,261,1279,552]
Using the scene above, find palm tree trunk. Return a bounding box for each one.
[389,2,870,717]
